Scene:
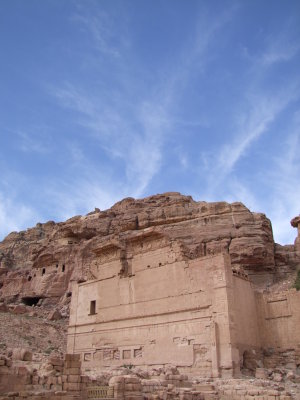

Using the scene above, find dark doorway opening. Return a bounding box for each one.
[21,296,43,306]
[90,300,96,315]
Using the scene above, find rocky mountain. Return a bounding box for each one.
[0,192,299,309]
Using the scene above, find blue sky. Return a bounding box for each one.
[0,0,299,244]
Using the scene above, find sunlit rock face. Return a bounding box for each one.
[0,192,298,305]
[291,215,300,255]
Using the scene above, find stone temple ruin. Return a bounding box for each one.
[68,231,300,379]
[0,193,300,399]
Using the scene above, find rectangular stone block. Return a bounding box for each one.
[52,384,63,391]
[65,354,80,362]
[124,377,140,384]
[114,389,125,396]
[236,389,247,396]
[17,366,30,376]
[66,382,81,391]
[47,376,57,385]
[267,390,279,396]
[32,375,39,385]
[28,397,44,400]
[124,396,143,400]
[63,367,80,375]
[124,391,142,396]
[49,357,64,367]
[248,390,260,396]
[113,383,125,390]
[125,384,142,391]
[68,375,81,383]
[64,360,81,368]
[18,392,30,398]
[59,396,79,400]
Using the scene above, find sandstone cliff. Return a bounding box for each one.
[0,192,299,307]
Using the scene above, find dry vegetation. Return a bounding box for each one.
[0,308,67,358]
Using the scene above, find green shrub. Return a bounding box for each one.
[45,345,55,354]
[122,364,133,370]
[294,270,300,291]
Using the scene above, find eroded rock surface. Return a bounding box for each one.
[0,193,299,307]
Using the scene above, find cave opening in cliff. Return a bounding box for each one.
[21,296,43,306]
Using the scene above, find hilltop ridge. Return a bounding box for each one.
[0,192,299,310]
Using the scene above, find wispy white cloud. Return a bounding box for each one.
[201,108,300,244]
[68,141,85,164]
[222,179,261,212]
[266,115,300,244]
[50,6,236,202]
[178,152,188,170]
[51,85,165,197]
[2,1,300,249]
[53,85,96,119]
[44,180,119,221]
[242,22,300,68]
[158,4,238,107]
[244,41,300,67]
[204,80,299,195]
[195,21,300,244]
[12,129,51,154]
[0,192,36,239]
[71,8,123,58]
[260,27,300,66]
[262,42,300,66]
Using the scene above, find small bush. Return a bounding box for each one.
[293,270,300,291]
[122,364,133,370]
[45,346,55,354]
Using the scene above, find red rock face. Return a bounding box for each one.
[0,192,298,305]
[291,215,300,255]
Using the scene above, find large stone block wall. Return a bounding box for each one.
[256,290,300,350]
[67,233,300,381]
[0,353,87,397]
[68,250,219,374]
[68,240,262,378]
[231,274,261,357]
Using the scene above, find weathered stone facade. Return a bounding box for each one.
[0,193,300,398]
[1,192,298,308]
[67,204,300,380]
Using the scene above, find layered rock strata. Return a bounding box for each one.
[0,193,299,306]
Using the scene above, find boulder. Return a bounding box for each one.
[0,302,8,312]
[48,309,62,321]
[11,304,27,314]
[12,348,32,361]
